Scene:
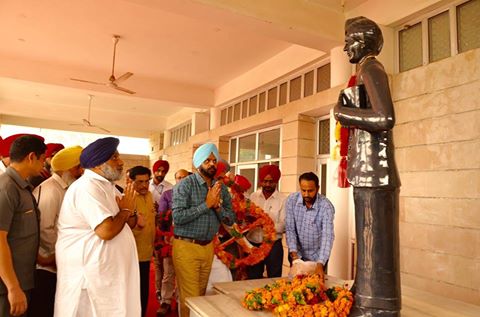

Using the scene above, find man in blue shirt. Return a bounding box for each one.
[172,143,235,317]
[285,172,335,282]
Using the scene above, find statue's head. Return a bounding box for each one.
[344,16,383,63]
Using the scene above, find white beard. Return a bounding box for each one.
[61,171,77,186]
[100,163,122,182]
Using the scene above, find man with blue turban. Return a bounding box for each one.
[172,143,236,317]
[54,137,141,317]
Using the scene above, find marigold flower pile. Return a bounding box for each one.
[242,274,353,316]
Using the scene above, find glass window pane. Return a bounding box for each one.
[267,87,277,109]
[290,76,301,101]
[318,119,330,155]
[317,64,331,92]
[230,138,237,163]
[279,82,287,106]
[238,167,256,196]
[238,134,256,162]
[258,129,280,160]
[242,100,248,118]
[233,103,241,121]
[429,11,450,62]
[304,70,314,97]
[249,96,257,116]
[259,92,266,113]
[457,0,480,53]
[227,106,233,124]
[399,22,423,72]
[220,108,227,126]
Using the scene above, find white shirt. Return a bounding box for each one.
[33,173,68,273]
[149,179,173,205]
[0,160,6,175]
[54,169,140,317]
[247,189,286,243]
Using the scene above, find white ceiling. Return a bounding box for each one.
[0,0,443,137]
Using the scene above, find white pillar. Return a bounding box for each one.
[209,107,221,130]
[330,46,353,87]
[325,46,353,280]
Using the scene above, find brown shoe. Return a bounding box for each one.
[156,303,171,316]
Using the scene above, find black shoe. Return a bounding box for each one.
[156,303,171,316]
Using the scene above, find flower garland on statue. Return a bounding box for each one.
[242,274,353,317]
[213,175,277,269]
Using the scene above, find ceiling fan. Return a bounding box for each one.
[70,95,111,133]
[70,35,136,94]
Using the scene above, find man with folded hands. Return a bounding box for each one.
[172,143,235,317]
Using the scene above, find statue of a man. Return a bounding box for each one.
[334,16,401,317]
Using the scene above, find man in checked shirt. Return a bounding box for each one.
[172,143,235,317]
[285,172,335,283]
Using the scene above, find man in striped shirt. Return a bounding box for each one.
[285,172,335,282]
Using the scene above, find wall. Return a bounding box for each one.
[392,48,480,304]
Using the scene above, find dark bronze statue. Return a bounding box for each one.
[334,16,401,317]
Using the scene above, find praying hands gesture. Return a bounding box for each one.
[117,183,136,216]
[205,182,222,210]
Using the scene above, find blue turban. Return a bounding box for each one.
[193,143,219,168]
[80,137,120,168]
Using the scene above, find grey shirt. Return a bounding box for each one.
[0,167,39,294]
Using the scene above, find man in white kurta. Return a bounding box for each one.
[54,137,140,317]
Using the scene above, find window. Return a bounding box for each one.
[428,11,451,62]
[317,118,330,155]
[279,82,288,106]
[249,96,257,116]
[229,127,281,192]
[457,0,480,53]
[170,121,192,146]
[399,23,423,72]
[398,0,480,72]
[242,100,248,119]
[259,92,266,113]
[220,108,227,126]
[317,64,331,92]
[304,70,314,97]
[290,76,302,102]
[267,87,277,110]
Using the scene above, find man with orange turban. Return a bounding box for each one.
[246,164,286,279]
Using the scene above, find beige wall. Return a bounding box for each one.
[157,48,480,305]
[392,48,480,304]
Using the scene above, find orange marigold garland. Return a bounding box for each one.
[213,175,276,269]
[242,274,353,317]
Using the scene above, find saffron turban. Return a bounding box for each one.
[152,160,170,173]
[45,143,65,158]
[215,158,231,178]
[0,134,45,157]
[259,165,281,183]
[193,143,219,168]
[51,146,83,172]
[80,137,119,168]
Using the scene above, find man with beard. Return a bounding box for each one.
[29,146,84,317]
[149,160,173,208]
[172,143,235,317]
[246,165,286,279]
[54,137,140,317]
[148,159,173,305]
[0,135,46,317]
[285,172,335,283]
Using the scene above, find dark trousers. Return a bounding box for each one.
[139,261,151,317]
[247,239,284,279]
[0,290,31,317]
[352,187,401,315]
[29,269,56,317]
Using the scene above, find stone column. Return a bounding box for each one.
[210,106,221,130]
[325,45,353,279]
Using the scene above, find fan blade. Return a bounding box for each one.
[114,86,136,94]
[91,125,111,133]
[114,72,133,84]
[70,78,105,85]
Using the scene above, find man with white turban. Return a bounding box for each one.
[172,143,236,317]
[54,137,140,317]
[29,146,83,316]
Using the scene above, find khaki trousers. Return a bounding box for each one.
[172,238,214,317]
